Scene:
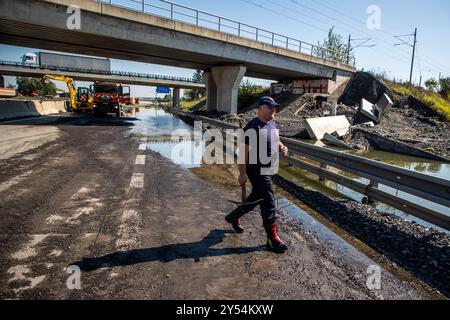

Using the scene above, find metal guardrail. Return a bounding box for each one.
[0,60,200,83]
[170,109,450,231]
[98,0,355,66]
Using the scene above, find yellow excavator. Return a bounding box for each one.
[42,75,93,113]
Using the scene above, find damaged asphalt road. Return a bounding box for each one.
[0,113,445,299]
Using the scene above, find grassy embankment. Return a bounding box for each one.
[381,81,450,121]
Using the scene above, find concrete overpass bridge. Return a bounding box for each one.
[0,61,204,90]
[0,60,205,107]
[0,0,357,113]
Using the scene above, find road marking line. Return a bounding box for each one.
[135,155,146,165]
[138,142,147,150]
[116,209,142,250]
[130,173,144,188]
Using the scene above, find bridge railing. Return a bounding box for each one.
[99,0,355,66]
[0,60,201,83]
[170,108,450,231]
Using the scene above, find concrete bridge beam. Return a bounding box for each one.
[211,65,246,114]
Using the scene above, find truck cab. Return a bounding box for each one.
[22,53,38,67]
[92,82,126,117]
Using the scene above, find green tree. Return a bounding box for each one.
[439,77,450,99]
[184,70,205,101]
[424,78,438,92]
[17,77,57,96]
[238,79,267,109]
[314,27,354,65]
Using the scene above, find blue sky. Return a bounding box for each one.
[1,0,449,97]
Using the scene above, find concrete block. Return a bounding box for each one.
[360,98,379,122]
[0,87,15,97]
[305,115,350,140]
[360,94,393,123]
[377,93,393,119]
[323,133,353,150]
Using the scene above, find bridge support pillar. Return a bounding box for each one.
[202,72,217,112]
[172,87,180,108]
[211,65,246,114]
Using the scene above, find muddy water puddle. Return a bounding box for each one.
[129,107,449,233]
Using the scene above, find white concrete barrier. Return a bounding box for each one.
[0,99,67,120]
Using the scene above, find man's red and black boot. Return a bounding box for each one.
[225,206,246,233]
[264,223,288,253]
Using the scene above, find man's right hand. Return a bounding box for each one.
[238,173,248,186]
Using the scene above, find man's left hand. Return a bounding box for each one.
[279,144,288,156]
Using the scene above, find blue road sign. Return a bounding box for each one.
[156,86,170,94]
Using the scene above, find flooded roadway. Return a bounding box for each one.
[0,108,445,299]
[131,106,449,233]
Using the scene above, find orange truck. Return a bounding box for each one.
[92,81,130,117]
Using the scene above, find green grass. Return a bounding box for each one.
[180,98,205,110]
[389,83,450,121]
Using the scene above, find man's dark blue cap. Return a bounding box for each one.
[256,96,280,108]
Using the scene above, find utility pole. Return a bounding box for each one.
[347,34,351,65]
[394,28,417,85]
[347,34,375,65]
[410,28,417,85]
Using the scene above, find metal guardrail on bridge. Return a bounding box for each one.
[170,109,450,231]
[0,60,200,83]
[98,0,355,65]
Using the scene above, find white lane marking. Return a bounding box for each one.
[138,142,147,150]
[116,209,142,250]
[135,155,146,165]
[130,173,144,188]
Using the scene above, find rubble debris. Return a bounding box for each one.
[304,115,351,140]
[322,133,354,150]
[360,93,393,123]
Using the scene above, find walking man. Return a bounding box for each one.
[225,96,289,253]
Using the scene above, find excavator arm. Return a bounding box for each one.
[43,75,77,111]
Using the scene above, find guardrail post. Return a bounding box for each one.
[196,11,199,26]
[218,17,221,31]
[319,163,328,181]
[142,0,144,12]
[362,180,379,204]
[171,3,173,19]
[238,23,241,36]
[256,28,259,41]
[272,33,275,46]
[286,37,289,49]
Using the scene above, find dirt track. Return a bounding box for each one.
[0,113,444,299]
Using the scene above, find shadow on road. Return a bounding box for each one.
[73,229,265,272]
